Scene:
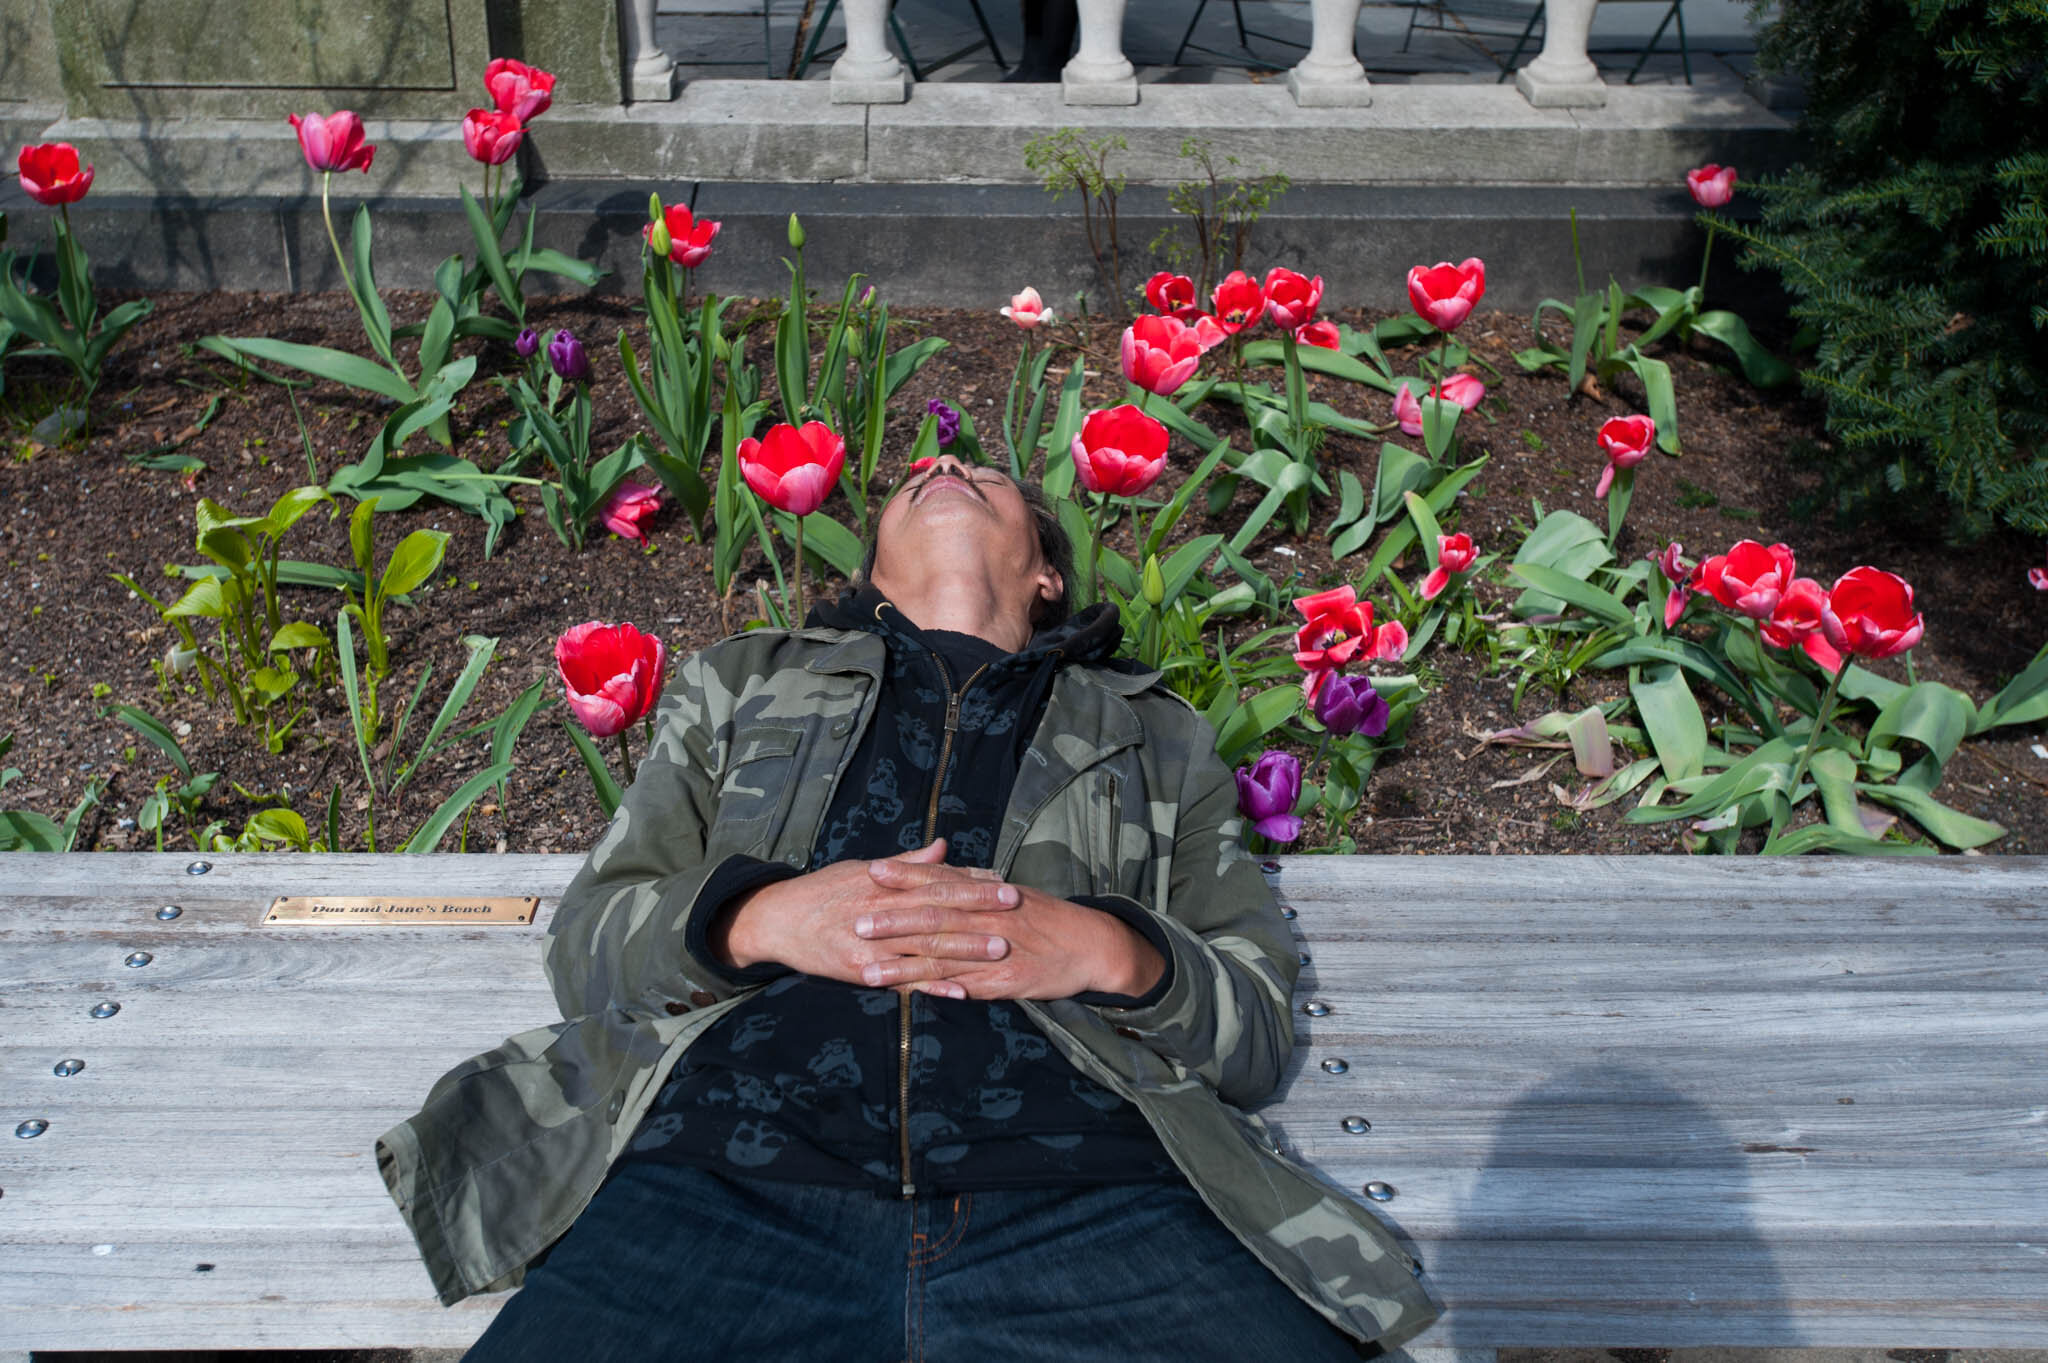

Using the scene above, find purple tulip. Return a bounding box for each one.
[514,327,540,360]
[926,398,961,448]
[1313,673,1390,739]
[547,328,590,382]
[1234,750,1303,844]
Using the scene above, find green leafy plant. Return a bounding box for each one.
[1024,129,1131,319]
[1710,0,2048,537]
[336,498,449,740]
[0,181,152,427]
[499,332,648,550]
[1149,139,1290,304]
[0,732,102,851]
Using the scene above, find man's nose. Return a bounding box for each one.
[929,454,971,477]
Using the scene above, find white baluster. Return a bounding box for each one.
[1063,0,1137,105]
[831,0,911,103]
[621,0,677,101]
[1514,0,1607,107]
[1287,0,1370,107]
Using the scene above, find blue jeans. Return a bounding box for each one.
[461,1161,1364,1362]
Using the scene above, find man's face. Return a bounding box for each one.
[871,456,1060,615]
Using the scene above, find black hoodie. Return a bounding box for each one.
[622,588,1179,1197]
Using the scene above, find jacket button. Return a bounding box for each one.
[606,1096,623,1120]
[664,1001,690,1015]
[830,719,852,737]
[1114,1026,1142,1040]
[783,850,806,867]
[689,990,717,1007]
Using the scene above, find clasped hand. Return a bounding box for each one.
[715,838,1158,1001]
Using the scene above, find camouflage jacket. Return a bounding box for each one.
[375,625,1440,1351]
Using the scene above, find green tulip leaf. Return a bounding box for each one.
[379,530,450,601]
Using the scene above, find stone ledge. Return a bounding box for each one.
[3,80,1795,199]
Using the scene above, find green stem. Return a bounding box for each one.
[319,173,355,302]
[1785,659,1847,813]
[616,730,636,789]
[1282,330,1306,438]
[1084,494,1109,607]
[1697,222,1717,298]
[1570,207,1587,299]
[793,516,807,625]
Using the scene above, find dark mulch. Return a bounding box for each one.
[3,285,2044,857]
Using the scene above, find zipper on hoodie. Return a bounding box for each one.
[899,650,990,1199]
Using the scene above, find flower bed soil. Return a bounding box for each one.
[4,288,2044,857]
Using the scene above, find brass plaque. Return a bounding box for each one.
[263,895,539,926]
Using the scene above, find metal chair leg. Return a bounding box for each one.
[966,0,1009,69]
[1676,0,1690,83]
[1626,0,1685,84]
[889,11,925,80]
[1174,0,1214,64]
[796,0,838,77]
[1497,4,1542,83]
[1233,0,1250,46]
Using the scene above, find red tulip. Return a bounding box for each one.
[1392,384,1424,437]
[288,111,375,174]
[1595,414,1656,499]
[1211,270,1265,334]
[556,621,666,739]
[1695,540,1798,620]
[1294,585,1373,672]
[599,480,664,543]
[1145,271,1200,319]
[1657,542,1694,628]
[485,58,557,123]
[1120,314,1203,397]
[17,143,93,207]
[1687,163,1737,209]
[1421,532,1476,600]
[1392,375,1483,437]
[1190,314,1230,354]
[1262,267,1324,331]
[1001,287,1054,330]
[2030,554,2048,591]
[1071,405,1168,497]
[1296,320,1341,350]
[738,421,847,517]
[460,109,524,166]
[1761,577,1843,672]
[645,203,720,268]
[1407,257,1486,331]
[1821,566,1924,660]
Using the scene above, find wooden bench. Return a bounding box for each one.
[4,854,2046,1356]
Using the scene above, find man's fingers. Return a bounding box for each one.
[858,948,1002,988]
[886,837,949,865]
[855,897,1017,940]
[869,859,1017,895]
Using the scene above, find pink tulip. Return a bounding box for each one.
[1687,163,1737,209]
[1120,314,1203,397]
[646,203,720,269]
[1761,577,1843,673]
[1071,405,1169,497]
[1822,566,1925,660]
[1696,541,1798,621]
[485,58,557,123]
[1001,287,1054,330]
[738,421,847,517]
[556,621,665,740]
[1296,320,1341,350]
[1145,271,1201,319]
[1407,258,1486,332]
[1421,532,1476,600]
[1190,314,1230,354]
[1656,542,1694,628]
[1595,414,1656,499]
[1392,383,1424,437]
[17,143,93,207]
[2030,562,2048,591]
[1262,267,1324,332]
[287,111,375,174]
[1211,271,1265,335]
[460,109,524,166]
[600,481,664,543]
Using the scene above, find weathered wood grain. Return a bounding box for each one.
[1,852,2044,1352]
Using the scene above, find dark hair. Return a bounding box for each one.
[856,471,1074,628]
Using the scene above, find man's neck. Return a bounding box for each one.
[869,567,1035,654]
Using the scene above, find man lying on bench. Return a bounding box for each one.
[377,455,1437,1360]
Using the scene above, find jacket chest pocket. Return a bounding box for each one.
[710,724,806,857]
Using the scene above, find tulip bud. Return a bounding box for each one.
[1142,555,1165,606]
[787,213,806,249]
[513,327,539,360]
[649,219,672,258]
[165,643,197,675]
[648,191,664,223]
